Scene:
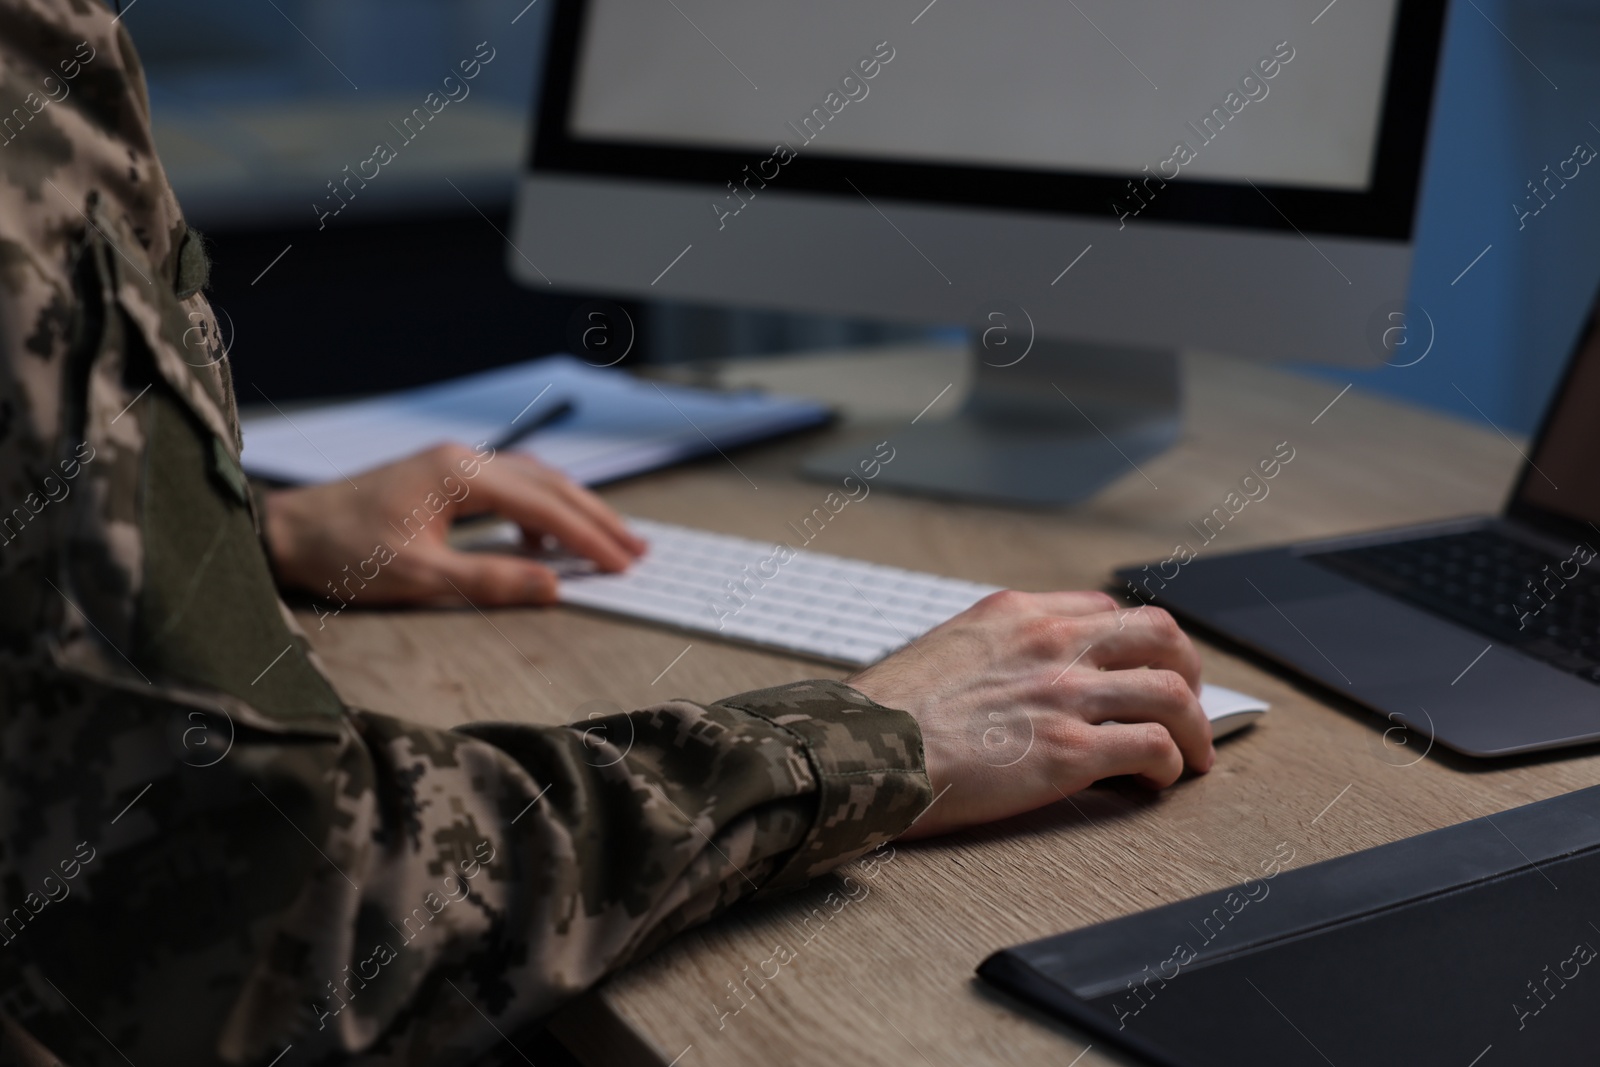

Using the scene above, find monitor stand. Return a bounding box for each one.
[800,339,1181,507]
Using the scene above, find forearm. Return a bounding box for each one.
[451,679,928,981]
[0,667,927,1064]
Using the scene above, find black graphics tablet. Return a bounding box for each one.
[979,785,1600,1067]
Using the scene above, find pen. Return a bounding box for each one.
[490,398,576,451]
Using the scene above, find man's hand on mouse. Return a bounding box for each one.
[262,443,646,607]
[847,590,1214,839]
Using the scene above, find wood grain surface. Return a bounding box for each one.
[299,347,1594,1067]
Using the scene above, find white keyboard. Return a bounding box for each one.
[550,517,1000,666]
[453,517,1268,735]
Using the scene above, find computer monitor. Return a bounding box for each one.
[509,0,1448,504]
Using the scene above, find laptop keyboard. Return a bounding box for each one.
[1309,528,1600,683]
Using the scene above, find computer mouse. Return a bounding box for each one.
[1199,683,1269,740]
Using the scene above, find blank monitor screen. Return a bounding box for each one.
[568,0,1399,192]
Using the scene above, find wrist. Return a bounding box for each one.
[258,488,303,589]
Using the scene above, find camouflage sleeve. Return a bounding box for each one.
[0,3,931,1066]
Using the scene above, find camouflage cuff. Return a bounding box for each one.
[716,679,931,892]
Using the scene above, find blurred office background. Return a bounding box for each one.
[129,0,1600,433]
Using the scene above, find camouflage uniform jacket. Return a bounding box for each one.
[0,3,933,1063]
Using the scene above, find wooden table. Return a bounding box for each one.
[300,346,1597,1067]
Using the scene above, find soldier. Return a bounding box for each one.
[0,2,1214,1064]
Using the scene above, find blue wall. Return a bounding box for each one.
[1308,0,1600,434]
[126,0,542,110]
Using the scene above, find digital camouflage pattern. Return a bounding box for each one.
[0,2,933,1063]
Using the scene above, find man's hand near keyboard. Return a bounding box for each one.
[848,590,1215,839]
[261,442,647,607]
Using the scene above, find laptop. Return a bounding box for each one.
[1116,283,1600,758]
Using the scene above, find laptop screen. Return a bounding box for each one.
[1513,294,1600,533]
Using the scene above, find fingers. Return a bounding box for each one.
[1086,722,1186,789]
[540,465,649,557]
[472,458,639,571]
[418,546,561,606]
[1075,608,1203,694]
[1074,669,1213,772]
